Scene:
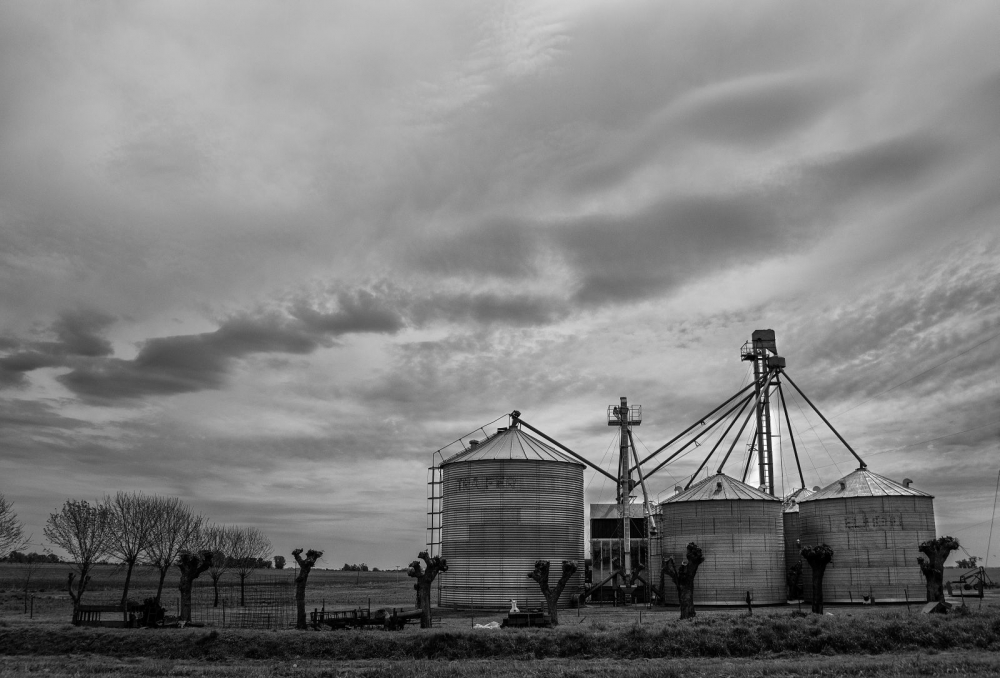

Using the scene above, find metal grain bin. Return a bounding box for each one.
[438,426,584,609]
[782,486,816,595]
[798,468,935,603]
[656,473,786,606]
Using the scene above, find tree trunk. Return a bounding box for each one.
[292,549,322,630]
[240,574,246,606]
[211,575,220,608]
[800,544,833,614]
[417,580,432,628]
[663,543,705,620]
[179,577,193,622]
[120,558,137,607]
[677,584,695,620]
[811,568,824,614]
[154,565,169,604]
[408,551,448,629]
[527,560,577,626]
[177,551,213,623]
[918,537,958,603]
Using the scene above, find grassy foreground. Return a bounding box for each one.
[1,652,1000,677]
[3,609,1000,660]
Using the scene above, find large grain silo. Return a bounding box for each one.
[437,425,585,609]
[798,468,935,603]
[782,486,816,592]
[657,473,785,606]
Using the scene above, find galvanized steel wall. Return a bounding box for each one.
[798,495,935,603]
[656,499,786,605]
[439,459,584,609]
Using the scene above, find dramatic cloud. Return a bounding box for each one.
[1,1,998,565]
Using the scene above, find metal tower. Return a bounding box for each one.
[740,329,784,495]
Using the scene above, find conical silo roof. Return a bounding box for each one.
[782,487,815,513]
[439,425,583,466]
[663,473,780,503]
[800,467,933,501]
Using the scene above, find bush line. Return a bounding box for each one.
[2,612,1000,660]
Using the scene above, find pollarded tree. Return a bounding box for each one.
[664,542,705,620]
[43,499,113,609]
[800,543,834,614]
[0,494,29,559]
[918,536,960,603]
[176,550,213,622]
[292,548,323,630]
[228,526,272,606]
[527,560,577,626]
[144,497,204,605]
[408,551,447,629]
[103,491,158,606]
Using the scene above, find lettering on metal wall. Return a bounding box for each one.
[456,476,518,491]
[844,512,902,530]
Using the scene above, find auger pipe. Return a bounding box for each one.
[741,432,755,483]
[692,392,759,489]
[639,391,756,483]
[714,383,764,475]
[633,375,768,470]
[777,380,806,489]
[778,369,867,469]
[626,429,653,510]
[513,414,619,482]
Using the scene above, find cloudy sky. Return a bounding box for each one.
[2,0,998,569]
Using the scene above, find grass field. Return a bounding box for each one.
[2,564,999,676]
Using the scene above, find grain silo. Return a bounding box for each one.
[782,486,816,591]
[797,468,935,603]
[437,424,585,609]
[657,473,785,605]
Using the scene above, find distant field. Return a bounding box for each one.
[0,563,415,624]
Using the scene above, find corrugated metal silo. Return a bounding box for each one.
[798,468,935,603]
[438,426,584,609]
[782,486,816,592]
[656,473,786,605]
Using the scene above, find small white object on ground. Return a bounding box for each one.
[474,621,501,629]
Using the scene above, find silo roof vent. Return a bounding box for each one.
[903,478,913,488]
[674,485,683,495]
[469,440,480,447]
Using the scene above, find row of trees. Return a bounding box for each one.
[0,494,30,560]
[40,492,273,612]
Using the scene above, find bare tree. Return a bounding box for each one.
[43,499,113,610]
[407,550,447,629]
[800,543,834,614]
[292,548,322,630]
[202,523,236,608]
[103,491,158,606]
[527,560,577,626]
[664,542,705,620]
[144,497,204,605]
[228,526,272,606]
[0,493,29,558]
[176,550,213,622]
[918,536,960,603]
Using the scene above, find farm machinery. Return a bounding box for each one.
[310,606,422,631]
